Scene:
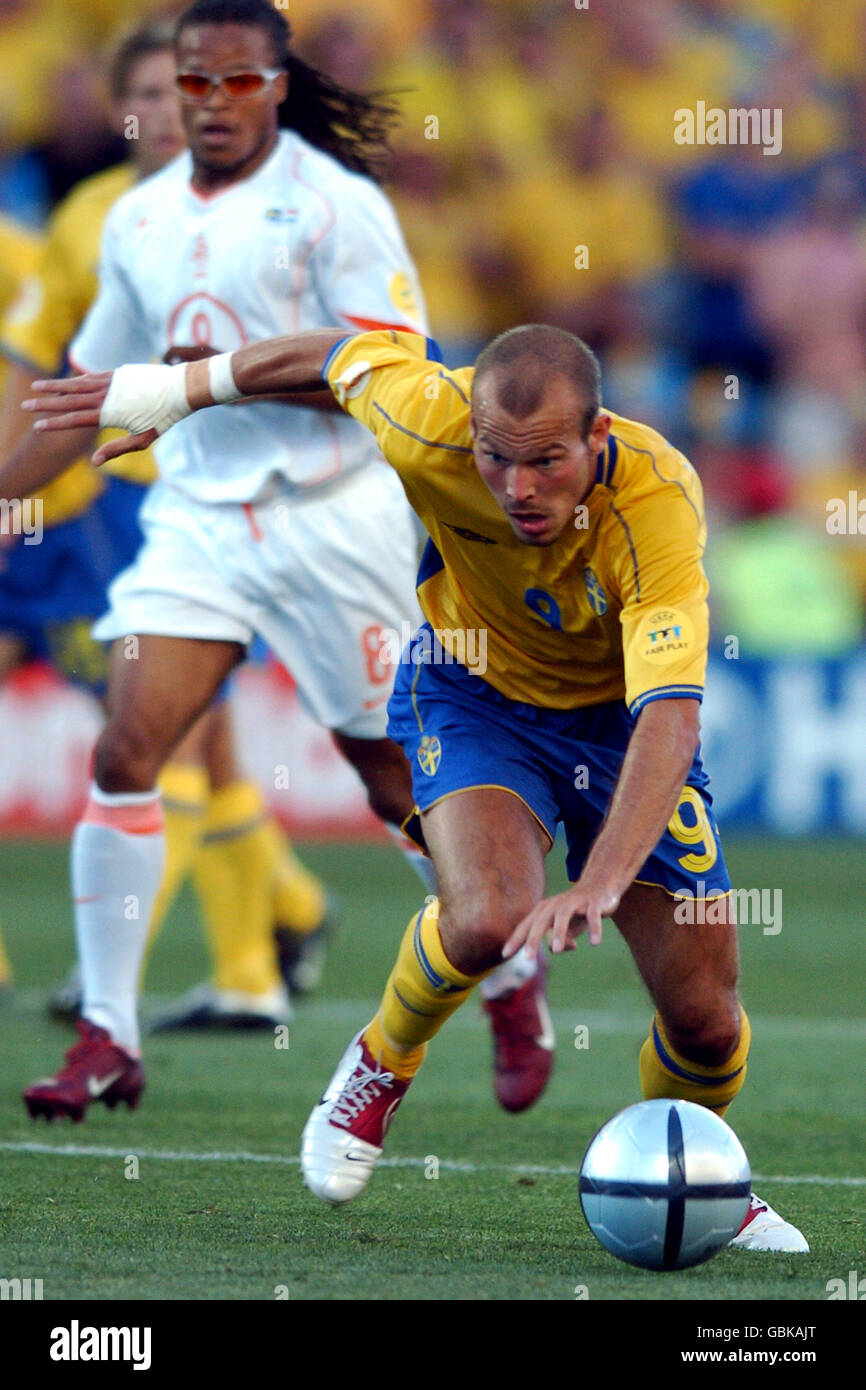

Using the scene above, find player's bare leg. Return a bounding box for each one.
[334,729,554,1106]
[24,634,243,1121]
[302,788,550,1201]
[332,731,415,827]
[614,881,741,1074]
[423,789,550,971]
[333,728,440,886]
[614,882,807,1252]
[97,635,243,792]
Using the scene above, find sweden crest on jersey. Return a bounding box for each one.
[584,566,608,616]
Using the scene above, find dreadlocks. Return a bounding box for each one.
[175,0,400,182]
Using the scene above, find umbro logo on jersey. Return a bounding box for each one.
[443,522,497,544]
[264,207,300,222]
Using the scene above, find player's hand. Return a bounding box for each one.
[501,881,621,959]
[23,364,189,465]
[23,372,114,432]
[23,370,158,465]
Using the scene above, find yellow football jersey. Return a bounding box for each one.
[0,216,103,527]
[0,163,158,489]
[326,331,709,714]
[0,216,41,318]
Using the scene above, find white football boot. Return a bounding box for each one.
[302,1031,413,1204]
[730,1193,810,1252]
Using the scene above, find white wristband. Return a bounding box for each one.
[208,352,241,403]
[99,363,191,436]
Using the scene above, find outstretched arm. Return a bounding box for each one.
[23,329,354,467]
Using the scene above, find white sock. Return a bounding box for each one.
[71,784,166,1052]
[385,821,537,995]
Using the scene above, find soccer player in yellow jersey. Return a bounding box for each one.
[0,213,44,996]
[0,21,330,1030]
[22,320,809,1253]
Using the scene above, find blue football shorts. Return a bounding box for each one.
[387,624,730,899]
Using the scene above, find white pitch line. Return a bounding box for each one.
[201,999,866,1045]
[0,1141,864,1186]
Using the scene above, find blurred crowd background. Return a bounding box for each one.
[1,0,865,655]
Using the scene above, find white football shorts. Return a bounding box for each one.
[93,465,422,738]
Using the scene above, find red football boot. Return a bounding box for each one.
[23,1019,144,1122]
[483,953,555,1113]
[302,1031,413,1203]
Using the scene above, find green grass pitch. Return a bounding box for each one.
[0,836,863,1301]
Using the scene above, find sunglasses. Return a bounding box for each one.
[175,67,284,101]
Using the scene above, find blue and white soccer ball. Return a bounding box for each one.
[579,1099,751,1270]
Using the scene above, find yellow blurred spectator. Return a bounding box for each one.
[598,0,740,171]
[384,0,548,177]
[0,0,88,147]
[389,150,509,351]
[499,106,670,329]
[288,0,429,53]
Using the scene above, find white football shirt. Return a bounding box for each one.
[70,130,428,502]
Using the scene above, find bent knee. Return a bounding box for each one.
[664,1000,742,1069]
[439,894,535,975]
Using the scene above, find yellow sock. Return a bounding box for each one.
[363,897,484,1080]
[265,818,327,934]
[0,917,12,986]
[142,762,210,971]
[191,780,281,996]
[639,1007,751,1115]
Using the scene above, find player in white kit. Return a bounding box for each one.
[14,0,553,1122]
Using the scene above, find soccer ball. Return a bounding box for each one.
[579,1099,751,1270]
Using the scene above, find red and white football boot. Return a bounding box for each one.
[302,1031,412,1204]
[23,1019,144,1122]
[482,951,555,1113]
[730,1193,809,1252]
